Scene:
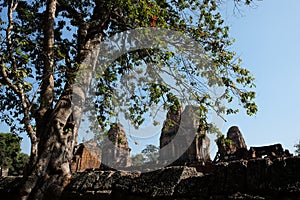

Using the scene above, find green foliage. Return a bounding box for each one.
[131,145,159,166]
[142,144,159,163]
[295,140,300,156]
[0,133,20,169]
[0,0,258,139]
[0,133,29,175]
[131,154,145,166]
[216,134,232,147]
[117,136,125,145]
[87,0,258,131]
[9,153,30,176]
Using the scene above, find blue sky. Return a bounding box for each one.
[219,0,300,154]
[1,0,300,156]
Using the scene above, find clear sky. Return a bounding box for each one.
[1,0,300,156]
[219,0,300,154]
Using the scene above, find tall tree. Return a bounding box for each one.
[0,0,258,199]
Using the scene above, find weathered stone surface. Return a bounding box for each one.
[174,173,209,199]
[101,123,131,168]
[215,126,248,161]
[249,143,286,159]
[209,160,248,194]
[71,141,101,172]
[1,157,300,199]
[268,157,300,192]
[66,157,300,199]
[175,133,211,164]
[159,105,211,164]
[114,166,198,198]
[216,128,292,162]
[159,107,182,161]
[227,126,247,151]
[62,170,140,199]
[228,193,265,199]
[179,105,211,162]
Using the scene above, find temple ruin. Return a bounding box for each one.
[159,105,211,164]
[227,126,247,151]
[159,106,182,161]
[101,123,131,168]
[215,126,292,162]
[70,141,101,173]
[70,117,292,172]
[214,126,248,162]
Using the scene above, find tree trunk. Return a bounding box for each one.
[17,37,102,200]
[17,86,74,199]
[19,47,100,200]
[18,68,99,199]
[13,0,106,198]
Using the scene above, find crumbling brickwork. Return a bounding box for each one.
[71,141,101,172]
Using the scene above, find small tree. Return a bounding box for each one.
[0,133,29,176]
[295,141,300,156]
[9,153,30,176]
[142,144,159,163]
[131,154,145,166]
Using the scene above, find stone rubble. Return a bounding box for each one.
[63,157,300,199]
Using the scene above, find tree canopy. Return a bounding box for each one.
[0,0,257,136]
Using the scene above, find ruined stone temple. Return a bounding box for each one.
[226,126,247,153]
[215,126,248,161]
[101,123,131,168]
[71,141,101,173]
[159,105,210,163]
[159,107,182,160]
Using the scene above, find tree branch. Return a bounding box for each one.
[56,0,84,22]
[38,0,57,119]
[6,0,18,72]
[2,0,33,122]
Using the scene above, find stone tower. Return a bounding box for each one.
[101,123,131,168]
[177,105,210,163]
[159,107,182,161]
[226,126,247,152]
[214,126,248,162]
[159,105,210,164]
